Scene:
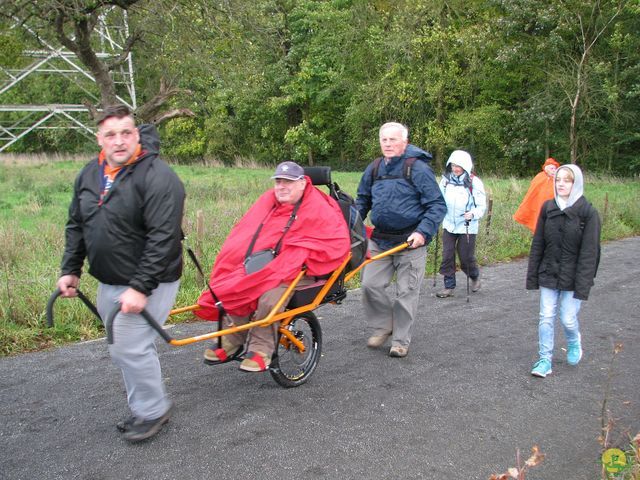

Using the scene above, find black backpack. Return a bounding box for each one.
[370,156,418,185]
[331,182,368,272]
[303,166,368,273]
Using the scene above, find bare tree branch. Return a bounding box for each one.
[135,77,193,123]
[107,31,142,70]
[149,108,196,125]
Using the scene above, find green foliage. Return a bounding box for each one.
[3,0,640,175]
[161,118,207,160]
[0,29,24,66]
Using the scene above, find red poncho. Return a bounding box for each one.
[195,178,351,321]
[513,158,560,233]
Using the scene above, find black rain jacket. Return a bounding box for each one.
[526,196,601,300]
[61,125,185,295]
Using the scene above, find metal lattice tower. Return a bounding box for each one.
[0,8,137,152]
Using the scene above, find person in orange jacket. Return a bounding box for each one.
[513,158,560,233]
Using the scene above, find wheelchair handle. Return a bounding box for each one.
[46,288,102,328]
[105,304,173,345]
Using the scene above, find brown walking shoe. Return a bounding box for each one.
[436,288,455,298]
[367,333,391,348]
[389,345,409,358]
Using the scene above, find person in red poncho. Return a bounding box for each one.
[196,161,351,372]
[513,158,560,233]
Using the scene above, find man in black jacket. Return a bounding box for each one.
[57,104,185,442]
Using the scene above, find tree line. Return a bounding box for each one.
[1,0,638,175]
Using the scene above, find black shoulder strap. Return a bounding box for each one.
[371,157,384,182]
[245,197,303,260]
[578,199,594,227]
[371,156,417,185]
[578,200,601,276]
[403,157,417,185]
[467,173,476,207]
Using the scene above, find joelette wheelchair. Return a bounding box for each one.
[47,167,407,388]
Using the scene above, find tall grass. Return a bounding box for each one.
[1,160,638,356]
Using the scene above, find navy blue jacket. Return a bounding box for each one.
[356,144,446,249]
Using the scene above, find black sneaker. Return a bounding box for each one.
[122,403,173,443]
[116,415,136,433]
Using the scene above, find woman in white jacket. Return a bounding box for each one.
[436,150,487,298]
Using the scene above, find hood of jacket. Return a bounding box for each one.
[138,124,160,156]
[554,164,584,209]
[445,150,473,176]
[401,143,433,163]
[542,157,559,171]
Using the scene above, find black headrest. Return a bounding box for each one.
[303,166,332,186]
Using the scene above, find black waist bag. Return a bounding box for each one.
[243,198,302,275]
[372,224,418,246]
[244,249,276,275]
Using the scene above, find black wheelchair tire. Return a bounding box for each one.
[269,312,322,388]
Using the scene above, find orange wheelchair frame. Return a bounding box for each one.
[47,243,407,388]
[47,165,412,387]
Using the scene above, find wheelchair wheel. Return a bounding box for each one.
[270,312,322,388]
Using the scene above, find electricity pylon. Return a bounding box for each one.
[0,8,137,152]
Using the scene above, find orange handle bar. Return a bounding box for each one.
[344,242,409,282]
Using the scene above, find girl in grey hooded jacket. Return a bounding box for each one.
[526,164,601,378]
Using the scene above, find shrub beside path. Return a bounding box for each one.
[1,237,639,479]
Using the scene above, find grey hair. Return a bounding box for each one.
[379,122,408,140]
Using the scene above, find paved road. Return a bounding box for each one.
[1,237,639,480]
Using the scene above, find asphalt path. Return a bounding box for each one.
[1,237,639,480]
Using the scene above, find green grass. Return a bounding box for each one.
[1,160,639,356]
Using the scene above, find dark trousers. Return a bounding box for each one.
[439,229,479,289]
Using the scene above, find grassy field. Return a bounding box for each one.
[1,158,639,356]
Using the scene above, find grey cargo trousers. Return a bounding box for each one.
[361,239,426,348]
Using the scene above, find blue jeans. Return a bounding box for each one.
[538,287,582,361]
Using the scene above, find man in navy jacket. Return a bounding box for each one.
[356,122,446,358]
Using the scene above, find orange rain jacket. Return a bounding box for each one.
[513,158,560,233]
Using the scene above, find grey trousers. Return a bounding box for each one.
[361,240,426,347]
[97,280,180,421]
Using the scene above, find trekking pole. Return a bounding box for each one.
[432,227,439,287]
[465,217,470,303]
